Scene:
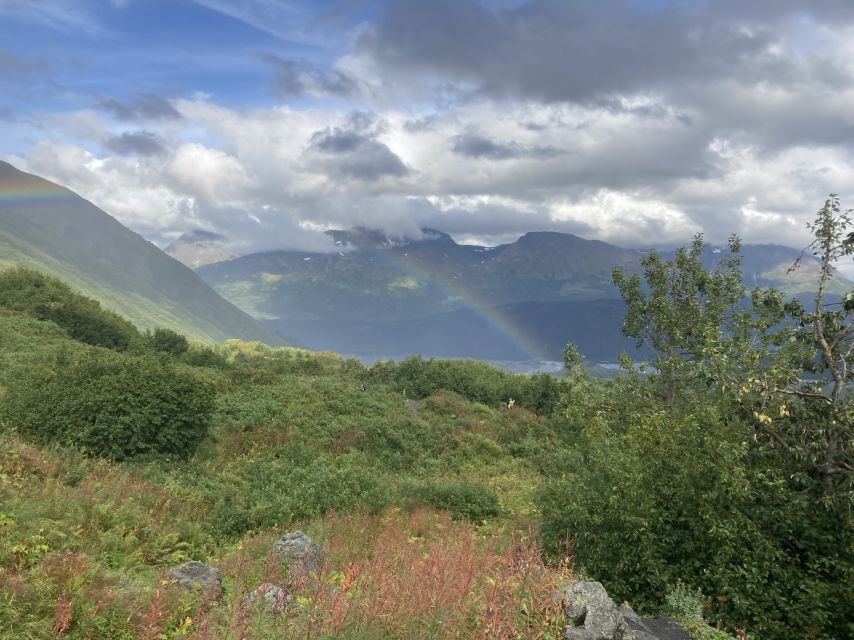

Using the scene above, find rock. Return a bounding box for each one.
[405,399,421,412]
[166,561,222,601]
[562,580,626,639]
[273,531,323,577]
[243,582,289,615]
[619,603,659,639]
[560,581,690,640]
[637,617,692,640]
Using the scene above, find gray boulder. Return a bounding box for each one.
[561,581,686,640]
[243,582,290,615]
[637,617,692,640]
[166,560,222,601]
[273,531,323,577]
[619,604,660,640]
[562,580,627,640]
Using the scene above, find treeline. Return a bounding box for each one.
[364,356,562,414]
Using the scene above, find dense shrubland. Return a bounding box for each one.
[0,198,852,639]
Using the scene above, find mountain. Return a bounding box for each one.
[0,161,284,345]
[164,229,236,268]
[198,227,850,362]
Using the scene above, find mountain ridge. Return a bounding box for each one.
[197,224,850,360]
[0,161,284,345]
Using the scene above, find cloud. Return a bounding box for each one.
[307,112,408,180]
[0,48,50,77]
[104,131,166,156]
[262,53,356,97]
[451,133,560,160]
[97,94,182,121]
[6,1,854,260]
[0,0,103,33]
[167,143,254,206]
[357,0,854,106]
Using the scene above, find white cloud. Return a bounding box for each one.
[16,92,854,256]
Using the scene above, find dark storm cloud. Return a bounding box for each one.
[308,112,408,180]
[451,133,560,160]
[97,94,182,121]
[104,131,166,156]
[359,0,854,104]
[262,53,356,97]
[313,130,364,153]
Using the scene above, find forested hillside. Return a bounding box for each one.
[0,198,852,640]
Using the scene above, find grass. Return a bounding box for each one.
[0,432,570,639]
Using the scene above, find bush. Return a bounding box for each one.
[206,456,393,536]
[409,478,501,521]
[0,268,139,350]
[148,327,189,356]
[537,403,853,639]
[366,356,563,414]
[1,349,215,460]
[181,344,228,368]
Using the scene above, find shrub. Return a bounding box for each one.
[366,355,563,414]
[537,403,853,639]
[148,327,189,356]
[410,478,501,521]
[180,343,228,368]
[1,349,215,460]
[0,268,139,350]
[206,455,394,537]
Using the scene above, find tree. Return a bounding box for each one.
[539,198,854,638]
[780,195,854,487]
[149,327,190,356]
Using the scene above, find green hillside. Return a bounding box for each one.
[0,248,851,638]
[0,161,283,345]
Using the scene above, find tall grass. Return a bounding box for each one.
[193,510,570,640]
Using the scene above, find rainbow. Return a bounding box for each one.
[379,249,548,360]
[0,165,551,360]
[0,170,79,208]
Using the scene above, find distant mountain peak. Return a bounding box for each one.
[325,226,457,250]
[165,228,235,268]
[170,229,226,244]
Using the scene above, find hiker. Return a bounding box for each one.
[507,398,515,411]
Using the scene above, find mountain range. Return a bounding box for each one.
[197,227,847,361]
[0,161,283,345]
[2,161,846,361]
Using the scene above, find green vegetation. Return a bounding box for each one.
[1,198,852,639]
[2,349,214,460]
[540,197,853,639]
[0,268,139,350]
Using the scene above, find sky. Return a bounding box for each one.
[1,0,854,256]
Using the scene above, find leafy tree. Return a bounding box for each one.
[540,198,854,639]
[149,327,190,356]
[776,195,854,489]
